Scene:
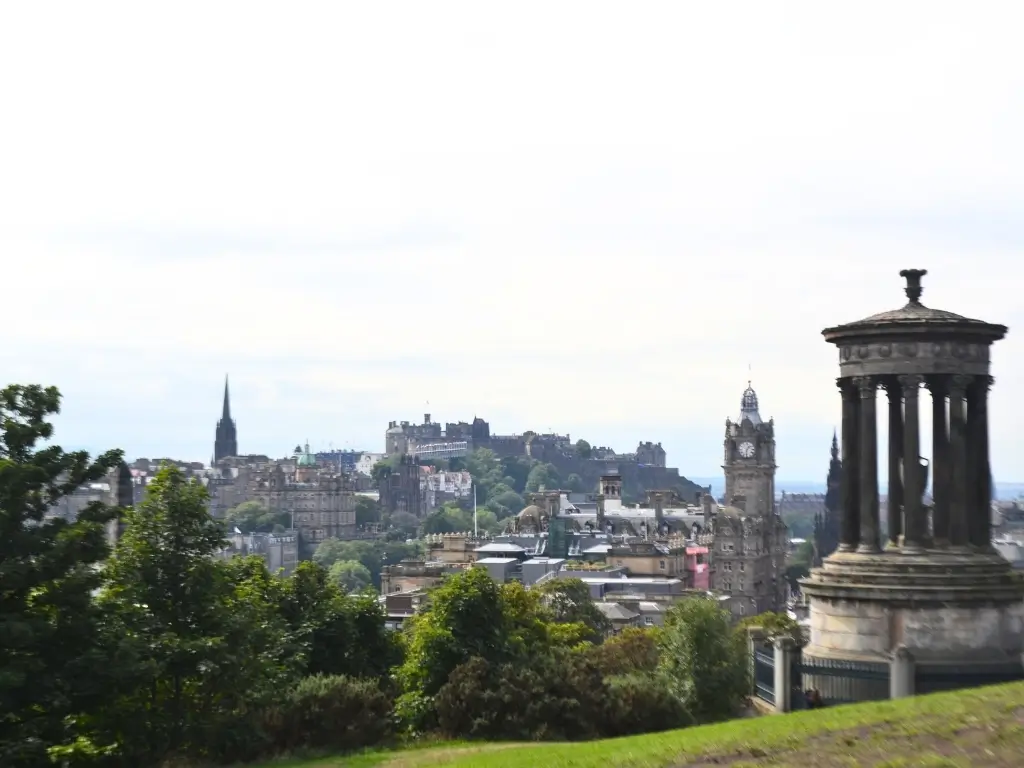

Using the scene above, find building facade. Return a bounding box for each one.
[711,383,789,618]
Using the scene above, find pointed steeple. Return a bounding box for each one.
[222,375,232,420]
[214,375,238,463]
[831,429,839,460]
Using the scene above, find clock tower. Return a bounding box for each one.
[722,382,776,516]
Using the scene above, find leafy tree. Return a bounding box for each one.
[421,506,472,535]
[658,596,749,724]
[735,610,801,641]
[435,650,607,741]
[499,455,534,493]
[354,495,379,527]
[0,385,124,767]
[387,510,419,537]
[566,473,585,493]
[329,560,373,593]
[224,499,290,533]
[277,562,399,680]
[487,488,524,515]
[370,454,401,487]
[590,626,661,677]
[474,508,503,535]
[313,538,421,589]
[93,466,294,764]
[525,462,561,493]
[537,578,611,643]
[575,439,593,459]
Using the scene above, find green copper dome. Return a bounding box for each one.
[296,443,316,467]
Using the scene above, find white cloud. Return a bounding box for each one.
[2,1,1024,481]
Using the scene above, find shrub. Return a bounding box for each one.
[435,652,607,742]
[602,673,692,737]
[259,675,393,756]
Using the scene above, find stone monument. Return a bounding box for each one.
[801,269,1024,690]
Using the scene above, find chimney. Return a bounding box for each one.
[424,413,431,424]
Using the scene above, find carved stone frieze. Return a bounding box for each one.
[837,336,992,378]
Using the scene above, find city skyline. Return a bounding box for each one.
[3,4,1024,480]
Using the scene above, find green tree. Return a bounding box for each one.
[421,505,473,535]
[93,466,294,764]
[487,488,525,515]
[566,473,585,493]
[499,455,535,493]
[735,610,801,641]
[388,510,419,537]
[0,385,124,767]
[525,462,561,493]
[354,495,379,527]
[329,560,373,593]
[313,538,421,589]
[537,578,611,643]
[277,562,399,680]
[370,454,401,487]
[590,626,661,677]
[224,499,290,533]
[396,569,590,732]
[575,439,593,458]
[658,596,749,724]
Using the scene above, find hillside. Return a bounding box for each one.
[254,681,1024,767]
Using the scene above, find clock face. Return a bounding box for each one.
[738,441,755,458]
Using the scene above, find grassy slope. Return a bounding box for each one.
[258,681,1024,767]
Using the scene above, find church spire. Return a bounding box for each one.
[831,429,839,460]
[222,375,232,420]
[214,375,238,464]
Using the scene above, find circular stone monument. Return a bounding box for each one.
[800,269,1024,691]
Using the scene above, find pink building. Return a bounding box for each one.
[686,545,710,590]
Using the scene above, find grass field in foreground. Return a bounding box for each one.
[254,680,1024,767]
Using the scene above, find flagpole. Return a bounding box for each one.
[473,482,478,537]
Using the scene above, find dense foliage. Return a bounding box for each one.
[0,384,761,766]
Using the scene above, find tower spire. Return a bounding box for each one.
[222,375,232,420]
[831,429,839,460]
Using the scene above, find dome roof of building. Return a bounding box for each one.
[826,269,1001,334]
[296,443,316,467]
[518,504,543,519]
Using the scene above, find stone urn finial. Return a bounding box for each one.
[899,268,927,304]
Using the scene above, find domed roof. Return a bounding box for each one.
[518,504,543,519]
[829,269,999,332]
[296,443,316,467]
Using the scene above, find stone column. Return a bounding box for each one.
[889,645,916,699]
[947,375,971,550]
[899,374,925,553]
[773,635,795,714]
[930,377,950,547]
[838,378,860,552]
[855,376,880,553]
[967,375,993,551]
[885,379,904,549]
[746,626,766,697]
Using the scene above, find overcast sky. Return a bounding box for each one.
[2,2,1023,484]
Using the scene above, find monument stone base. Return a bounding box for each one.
[801,549,1024,669]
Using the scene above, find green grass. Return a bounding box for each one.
[251,681,1024,767]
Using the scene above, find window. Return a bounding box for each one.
[644,617,654,626]
[659,560,666,570]
[738,604,745,616]
[739,562,745,572]
[724,562,732,571]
